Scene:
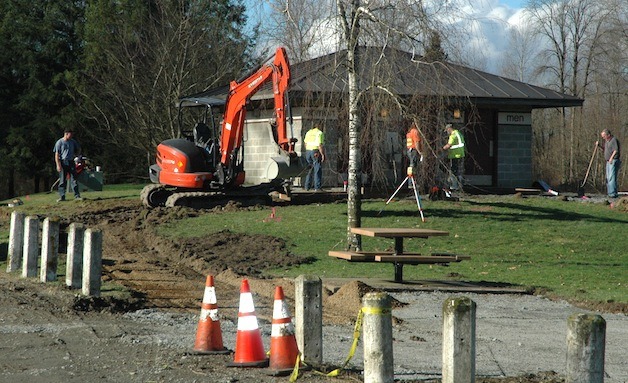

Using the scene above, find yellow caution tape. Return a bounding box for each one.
[292,305,390,381]
[288,353,301,382]
[362,306,390,315]
[325,308,364,377]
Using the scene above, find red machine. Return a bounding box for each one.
[142,47,301,207]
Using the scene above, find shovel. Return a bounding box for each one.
[578,143,598,197]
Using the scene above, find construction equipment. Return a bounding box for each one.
[142,47,302,208]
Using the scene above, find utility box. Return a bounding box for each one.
[77,170,103,191]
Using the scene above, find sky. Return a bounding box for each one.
[500,0,525,8]
[245,0,530,75]
[452,0,530,73]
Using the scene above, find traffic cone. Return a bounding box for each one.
[192,275,229,354]
[227,279,268,367]
[268,285,301,375]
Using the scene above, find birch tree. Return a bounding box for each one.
[499,24,540,83]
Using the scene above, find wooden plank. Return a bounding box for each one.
[431,253,472,260]
[329,251,470,263]
[328,251,375,261]
[375,255,461,264]
[337,251,423,256]
[350,227,449,238]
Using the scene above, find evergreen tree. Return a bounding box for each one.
[0,0,85,197]
[423,29,448,62]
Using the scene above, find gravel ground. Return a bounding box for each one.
[2,273,626,383]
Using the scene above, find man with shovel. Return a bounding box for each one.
[597,129,621,198]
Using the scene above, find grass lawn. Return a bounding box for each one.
[158,193,628,306]
[2,184,626,307]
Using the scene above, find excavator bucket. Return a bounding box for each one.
[265,154,305,181]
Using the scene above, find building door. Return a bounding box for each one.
[464,109,495,186]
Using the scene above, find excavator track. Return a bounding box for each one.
[141,182,290,209]
[165,191,272,209]
[141,184,173,208]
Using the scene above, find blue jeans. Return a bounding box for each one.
[448,157,464,190]
[606,159,621,198]
[59,161,80,199]
[305,150,322,190]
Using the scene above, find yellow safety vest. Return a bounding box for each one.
[304,128,324,150]
[447,129,465,159]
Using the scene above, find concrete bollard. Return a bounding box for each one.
[362,292,394,383]
[40,217,60,282]
[294,275,323,367]
[7,211,25,273]
[566,314,606,383]
[442,296,476,383]
[21,216,40,278]
[82,229,103,297]
[66,223,85,288]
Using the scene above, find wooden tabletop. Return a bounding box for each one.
[350,227,449,238]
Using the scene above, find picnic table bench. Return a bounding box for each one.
[329,227,471,283]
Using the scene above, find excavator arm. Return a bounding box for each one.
[219,47,296,185]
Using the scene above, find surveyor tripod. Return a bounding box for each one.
[379,169,425,222]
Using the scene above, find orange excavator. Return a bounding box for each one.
[141,47,302,207]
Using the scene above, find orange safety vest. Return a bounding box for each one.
[406,128,421,151]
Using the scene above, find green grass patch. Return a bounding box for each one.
[157,196,628,305]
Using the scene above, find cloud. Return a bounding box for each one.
[444,0,527,73]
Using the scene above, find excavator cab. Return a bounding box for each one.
[147,96,224,189]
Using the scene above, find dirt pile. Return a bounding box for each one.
[612,196,628,212]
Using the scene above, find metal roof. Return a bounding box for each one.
[183,46,583,109]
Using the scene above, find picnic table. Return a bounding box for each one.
[329,227,470,283]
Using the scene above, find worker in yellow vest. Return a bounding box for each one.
[304,124,325,191]
[442,124,465,190]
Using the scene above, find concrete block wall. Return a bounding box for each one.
[497,125,532,188]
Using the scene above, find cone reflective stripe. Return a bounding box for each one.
[229,279,268,367]
[192,275,229,354]
[269,286,300,375]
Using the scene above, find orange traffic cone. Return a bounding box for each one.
[269,285,301,375]
[227,279,268,367]
[192,275,229,354]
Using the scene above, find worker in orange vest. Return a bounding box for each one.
[405,122,423,189]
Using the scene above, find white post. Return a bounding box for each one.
[7,211,25,272]
[294,275,323,367]
[566,314,606,383]
[40,217,60,282]
[21,216,39,278]
[66,223,85,288]
[442,297,476,383]
[363,292,394,383]
[82,228,103,296]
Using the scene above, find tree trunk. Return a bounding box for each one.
[346,66,362,250]
[344,0,362,251]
